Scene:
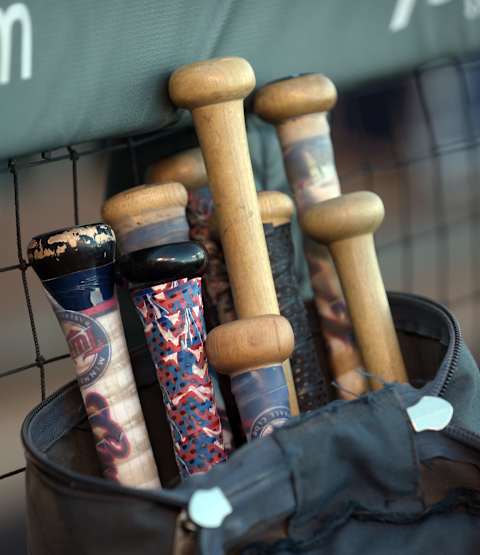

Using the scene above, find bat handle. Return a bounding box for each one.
[206,315,294,440]
[147,149,237,326]
[258,191,332,409]
[301,192,408,388]
[148,148,208,191]
[101,182,189,253]
[254,73,340,210]
[117,243,226,477]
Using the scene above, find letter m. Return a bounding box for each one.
[0,3,32,85]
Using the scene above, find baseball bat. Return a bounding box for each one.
[148,149,236,327]
[254,74,367,399]
[258,190,331,410]
[301,192,408,388]
[169,57,299,416]
[27,224,161,488]
[206,314,294,440]
[102,184,226,477]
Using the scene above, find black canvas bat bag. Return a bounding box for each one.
[22,292,480,554]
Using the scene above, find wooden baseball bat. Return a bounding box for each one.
[206,315,294,440]
[148,150,236,327]
[102,184,227,476]
[301,192,408,389]
[169,57,299,416]
[28,224,161,488]
[254,74,367,399]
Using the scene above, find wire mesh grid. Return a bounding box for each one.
[0,132,169,484]
[0,57,479,530]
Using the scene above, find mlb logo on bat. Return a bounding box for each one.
[0,2,32,85]
[251,407,291,439]
[59,311,111,388]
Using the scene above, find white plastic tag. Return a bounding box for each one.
[407,396,454,432]
[188,487,233,529]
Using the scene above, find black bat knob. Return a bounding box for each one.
[27,223,115,280]
[116,241,208,288]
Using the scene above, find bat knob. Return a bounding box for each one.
[116,241,208,287]
[102,182,187,232]
[102,182,189,254]
[148,148,208,191]
[301,191,384,245]
[205,315,294,376]
[27,223,115,280]
[169,57,256,109]
[258,191,295,226]
[254,74,337,122]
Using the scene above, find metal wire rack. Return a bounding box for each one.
[0,55,479,551]
[0,132,169,483]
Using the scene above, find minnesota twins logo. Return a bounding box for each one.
[251,406,290,439]
[58,310,111,388]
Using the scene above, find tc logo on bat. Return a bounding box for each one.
[60,310,111,388]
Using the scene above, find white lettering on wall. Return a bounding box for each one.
[465,0,480,18]
[390,0,479,32]
[0,3,32,85]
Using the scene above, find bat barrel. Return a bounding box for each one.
[301,192,408,388]
[28,223,161,489]
[169,57,299,415]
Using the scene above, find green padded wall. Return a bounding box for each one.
[1,0,480,159]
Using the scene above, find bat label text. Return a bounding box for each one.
[250,406,291,439]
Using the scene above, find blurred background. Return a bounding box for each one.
[2,1,480,552]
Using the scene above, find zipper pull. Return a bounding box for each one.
[188,487,233,528]
[407,396,453,432]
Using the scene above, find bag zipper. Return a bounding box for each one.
[393,293,480,448]
[390,292,461,398]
